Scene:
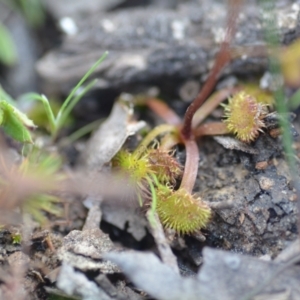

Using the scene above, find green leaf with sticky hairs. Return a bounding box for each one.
[156,185,211,235]
[222,91,268,143]
[113,149,152,184]
[148,148,182,186]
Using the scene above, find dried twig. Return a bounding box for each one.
[146,210,179,274]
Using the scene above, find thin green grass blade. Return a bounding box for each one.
[259,0,300,248]
[55,52,108,128]
[289,88,300,110]
[56,79,97,132]
[20,93,56,134]
[259,0,296,170]
[59,119,103,146]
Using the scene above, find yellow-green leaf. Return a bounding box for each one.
[0,23,17,66]
[0,101,36,143]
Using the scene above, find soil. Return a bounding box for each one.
[199,135,298,256]
[1,1,300,300]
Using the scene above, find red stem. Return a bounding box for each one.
[194,122,229,137]
[181,0,242,140]
[191,86,240,129]
[147,98,181,125]
[179,137,199,193]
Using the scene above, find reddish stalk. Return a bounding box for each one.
[179,137,199,193]
[194,122,229,137]
[144,2,242,198]
[191,87,240,129]
[147,98,182,125]
[160,133,181,150]
[181,0,242,140]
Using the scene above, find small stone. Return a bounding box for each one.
[259,177,274,190]
[252,206,260,213]
[289,194,297,201]
[255,161,268,170]
[269,128,281,138]
[7,251,30,268]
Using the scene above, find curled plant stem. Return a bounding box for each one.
[191,87,239,128]
[160,133,181,150]
[194,122,229,137]
[134,124,178,157]
[146,98,182,125]
[181,0,241,139]
[179,137,199,194]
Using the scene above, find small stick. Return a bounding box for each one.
[82,197,102,231]
[45,235,56,252]
[146,210,180,274]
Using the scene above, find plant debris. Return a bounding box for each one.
[106,247,300,300]
[1,1,300,299]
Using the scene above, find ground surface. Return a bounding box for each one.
[1,1,300,299]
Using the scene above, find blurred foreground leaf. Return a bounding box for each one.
[0,100,36,143]
[280,39,300,88]
[289,88,300,110]
[20,150,63,224]
[0,23,17,65]
[17,0,45,27]
[0,148,63,225]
